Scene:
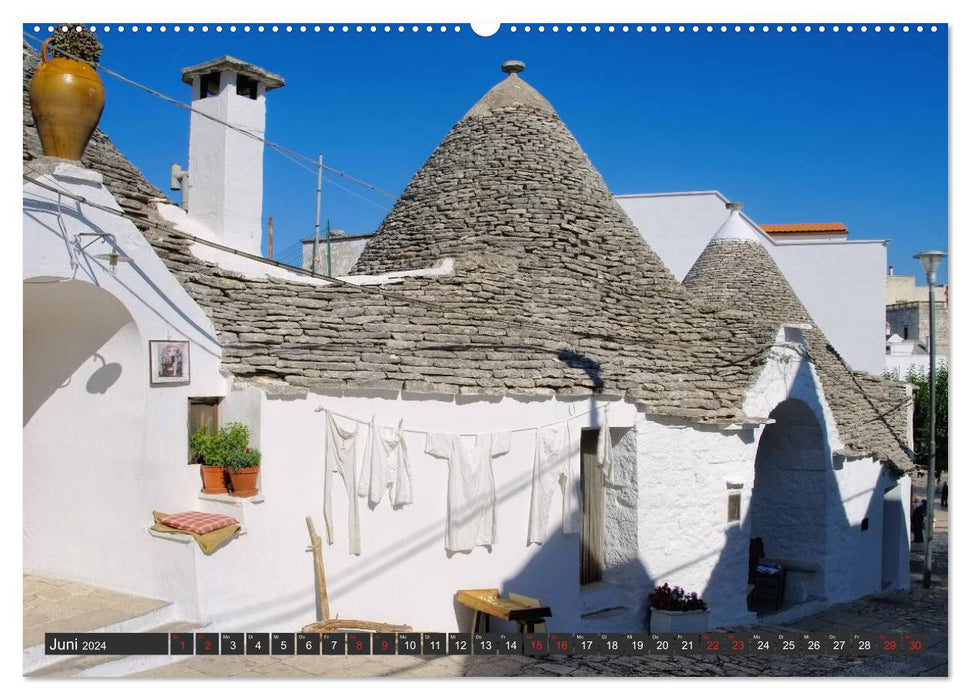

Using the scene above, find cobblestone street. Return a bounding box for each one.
[137,506,948,679]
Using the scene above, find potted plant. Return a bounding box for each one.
[647,583,710,634]
[29,24,105,160]
[190,423,262,497]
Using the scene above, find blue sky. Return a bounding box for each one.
[23,21,948,281]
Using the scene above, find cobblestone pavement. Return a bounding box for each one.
[138,510,948,678]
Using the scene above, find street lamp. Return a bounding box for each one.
[913,250,946,589]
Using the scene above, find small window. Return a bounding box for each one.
[861,517,869,532]
[580,429,604,585]
[199,72,221,99]
[728,492,742,523]
[188,397,221,462]
[903,326,909,340]
[236,75,259,100]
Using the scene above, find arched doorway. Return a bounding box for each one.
[24,279,147,586]
[749,398,829,610]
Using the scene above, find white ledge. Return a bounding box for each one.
[148,526,247,543]
[198,492,265,507]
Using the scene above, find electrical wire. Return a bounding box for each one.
[23,30,399,201]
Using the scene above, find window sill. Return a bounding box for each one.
[198,493,265,507]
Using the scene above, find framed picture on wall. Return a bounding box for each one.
[149,340,190,385]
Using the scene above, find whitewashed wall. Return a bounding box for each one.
[23,164,225,619]
[180,389,640,633]
[634,415,761,629]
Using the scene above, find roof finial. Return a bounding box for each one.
[726,201,744,212]
[502,60,526,75]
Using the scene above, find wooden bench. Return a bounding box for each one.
[455,588,551,633]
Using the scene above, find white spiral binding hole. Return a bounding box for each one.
[35,23,940,37]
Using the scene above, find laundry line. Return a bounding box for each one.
[313,402,613,437]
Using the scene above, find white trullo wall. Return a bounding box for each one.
[634,415,761,629]
[179,390,645,633]
[23,163,225,617]
[24,281,146,585]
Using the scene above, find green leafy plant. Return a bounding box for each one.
[885,363,948,478]
[190,423,261,472]
[48,24,103,65]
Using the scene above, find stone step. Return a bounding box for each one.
[23,574,183,675]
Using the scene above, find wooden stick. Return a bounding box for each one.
[305,516,330,621]
[302,619,413,633]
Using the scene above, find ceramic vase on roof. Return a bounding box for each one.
[29,38,105,160]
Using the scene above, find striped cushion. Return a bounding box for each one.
[160,511,239,535]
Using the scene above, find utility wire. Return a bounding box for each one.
[23,31,399,201]
[22,167,445,313]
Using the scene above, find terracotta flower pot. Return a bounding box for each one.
[29,38,105,160]
[228,466,260,498]
[200,465,229,494]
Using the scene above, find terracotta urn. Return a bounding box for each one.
[228,466,260,498]
[200,465,229,494]
[29,38,105,160]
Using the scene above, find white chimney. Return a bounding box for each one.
[181,56,285,256]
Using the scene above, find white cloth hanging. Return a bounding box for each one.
[323,410,362,555]
[425,432,511,552]
[597,405,614,483]
[358,417,414,508]
[527,423,581,544]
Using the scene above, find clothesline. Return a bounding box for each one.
[313,403,611,437]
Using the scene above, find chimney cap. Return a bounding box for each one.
[501,60,526,75]
[726,201,744,212]
[181,55,285,90]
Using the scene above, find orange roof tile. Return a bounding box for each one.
[761,222,848,235]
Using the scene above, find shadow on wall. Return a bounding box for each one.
[23,279,135,425]
[700,387,901,623]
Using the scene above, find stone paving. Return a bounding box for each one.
[23,575,169,649]
[137,507,948,678]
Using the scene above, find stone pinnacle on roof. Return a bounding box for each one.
[460,60,556,119]
[711,201,764,243]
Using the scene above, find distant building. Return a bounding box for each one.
[616,195,889,376]
[885,272,948,377]
[301,230,374,276]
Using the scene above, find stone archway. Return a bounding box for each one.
[23,279,147,584]
[749,398,829,608]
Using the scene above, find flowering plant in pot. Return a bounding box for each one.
[648,583,710,634]
[29,24,106,160]
[190,423,262,497]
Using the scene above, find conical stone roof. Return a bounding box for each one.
[684,206,913,471]
[353,63,681,292]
